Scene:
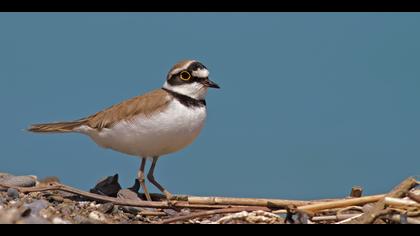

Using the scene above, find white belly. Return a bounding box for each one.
[78,100,207,157]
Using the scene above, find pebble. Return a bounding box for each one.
[0,208,20,224]
[47,195,64,203]
[98,203,115,214]
[90,174,122,197]
[52,217,70,224]
[39,176,60,184]
[20,215,51,224]
[8,200,18,206]
[89,211,107,222]
[0,176,37,188]
[117,188,144,214]
[89,202,101,208]
[7,188,19,200]
[24,200,49,216]
[163,209,180,216]
[117,188,141,201]
[73,215,96,224]
[60,207,73,216]
[1,172,178,224]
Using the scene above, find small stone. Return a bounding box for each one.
[0,176,37,188]
[0,208,21,224]
[117,188,141,201]
[73,215,96,224]
[118,219,132,224]
[163,209,179,216]
[89,202,100,208]
[59,206,73,216]
[52,217,70,224]
[20,207,32,218]
[24,200,49,216]
[62,198,73,204]
[8,200,19,206]
[37,176,61,187]
[350,186,363,198]
[19,215,51,224]
[39,176,60,184]
[89,211,107,222]
[90,174,122,197]
[117,188,143,215]
[7,188,19,200]
[47,195,65,203]
[98,203,115,214]
[77,201,91,208]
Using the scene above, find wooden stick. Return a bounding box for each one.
[184,195,313,208]
[311,213,360,222]
[158,206,270,224]
[388,214,420,224]
[0,182,333,209]
[138,211,168,217]
[296,194,385,213]
[335,213,364,224]
[0,182,229,210]
[344,177,418,224]
[408,192,420,204]
[384,197,420,208]
[350,186,363,198]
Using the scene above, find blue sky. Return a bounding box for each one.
[1,13,419,199]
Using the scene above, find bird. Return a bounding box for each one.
[28,60,220,201]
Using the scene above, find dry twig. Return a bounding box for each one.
[408,192,420,204]
[0,182,229,210]
[272,194,384,214]
[157,206,270,224]
[343,177,418,224]
[180,195,312,208]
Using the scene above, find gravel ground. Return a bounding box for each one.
[0,172,284,224]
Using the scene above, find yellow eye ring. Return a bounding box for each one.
[179,71,191,81]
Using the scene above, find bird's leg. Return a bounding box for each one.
[137,158,152,201]
[147,156,173,201]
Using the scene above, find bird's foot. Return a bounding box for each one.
[163,190,174,200]
[162,190,179,207]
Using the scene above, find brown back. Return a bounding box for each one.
[85,88,171,129]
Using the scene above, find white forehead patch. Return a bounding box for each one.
[168,61,195,79]
[192,68,209,78]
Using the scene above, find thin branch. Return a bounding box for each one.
[181,195,313,208]
[296,194,385,213]
[335,213,364,224]
[384,197,420,208]
[388,214,420,224]
[138,211,168,217]
[311,213,360,222]
[157,206,271,224]
[0,182,228,210]
[0,182,337,210]
[344,177,419,224]
[408,192,420,204]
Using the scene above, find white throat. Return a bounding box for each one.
[163,81,208,100]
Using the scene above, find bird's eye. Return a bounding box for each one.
[179,71,191,81]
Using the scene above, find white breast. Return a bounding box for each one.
[78,100,207,158]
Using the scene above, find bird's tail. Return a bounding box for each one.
[27,120,86,133]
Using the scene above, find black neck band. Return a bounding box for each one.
[162,88,206,107]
